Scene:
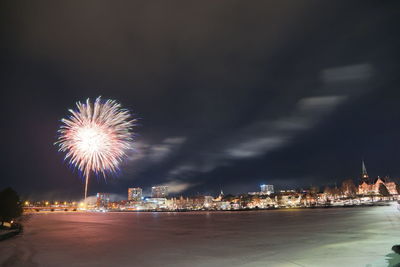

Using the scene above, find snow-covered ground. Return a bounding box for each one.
[0,204,399,266]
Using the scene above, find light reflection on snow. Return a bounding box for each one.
[0,205,399,266]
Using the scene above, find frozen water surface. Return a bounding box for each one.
[0,205,399,267]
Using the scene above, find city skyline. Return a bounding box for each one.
[9,158,400,201]
[18,160,400,202]
[21,171,399,212]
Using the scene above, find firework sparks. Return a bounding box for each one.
[56,97,135,200]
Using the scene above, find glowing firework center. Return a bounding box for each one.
[73,124,121,174]
[76,126,108,154]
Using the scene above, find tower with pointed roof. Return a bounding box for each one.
[358,160,371,194]
[361,160,369,181]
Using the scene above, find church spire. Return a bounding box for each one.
[362,160,369,180]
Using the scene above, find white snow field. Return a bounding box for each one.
[0,204,399,267]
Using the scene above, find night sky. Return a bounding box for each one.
[1,1,400,200]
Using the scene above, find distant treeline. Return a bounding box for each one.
[0,187,22,226]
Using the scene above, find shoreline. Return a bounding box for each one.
[0,226,22,242]
[23,200,395,214]
[107,201,392,213]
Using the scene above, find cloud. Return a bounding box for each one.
[166,64,373,182]
[148,145,172,161]
[297,96,347,111]
[128,136,187,163]
[123,136,188,180]
[130,64,373,182]
[322,64,373,83]
[226,137,286,159]
[148,136,187,162]
[163,137,187,145]
[169,164,197,176]
[158,180,195,194]
[146,136,187,162]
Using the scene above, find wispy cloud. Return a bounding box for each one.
[226,137,285,159]
[167,98,341,178]
[297,96,347,111]
[124,136,187,177]
[166,63,373,181]
[148,137,187,162]
[129,136,187,163]
[322,63,373,83]
[157,180,196,194]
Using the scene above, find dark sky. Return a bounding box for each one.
[1,1,400,200]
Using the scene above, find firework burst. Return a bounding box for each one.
[56,97,135,200]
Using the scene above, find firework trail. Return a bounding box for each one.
[56,97,135,201]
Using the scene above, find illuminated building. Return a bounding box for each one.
[191,196,214,209]
[214,190,224,201]
[358,161,398,195]
[278,193,303,207]
[204,196,214,208]
[144,197,167,209]
[167,195,215,210]
[248,197,276,209]
[151,186,169,198]
[128,187,142,201]
[96,193,110,208]
[358,177,398,195]
[260,184,274,195]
